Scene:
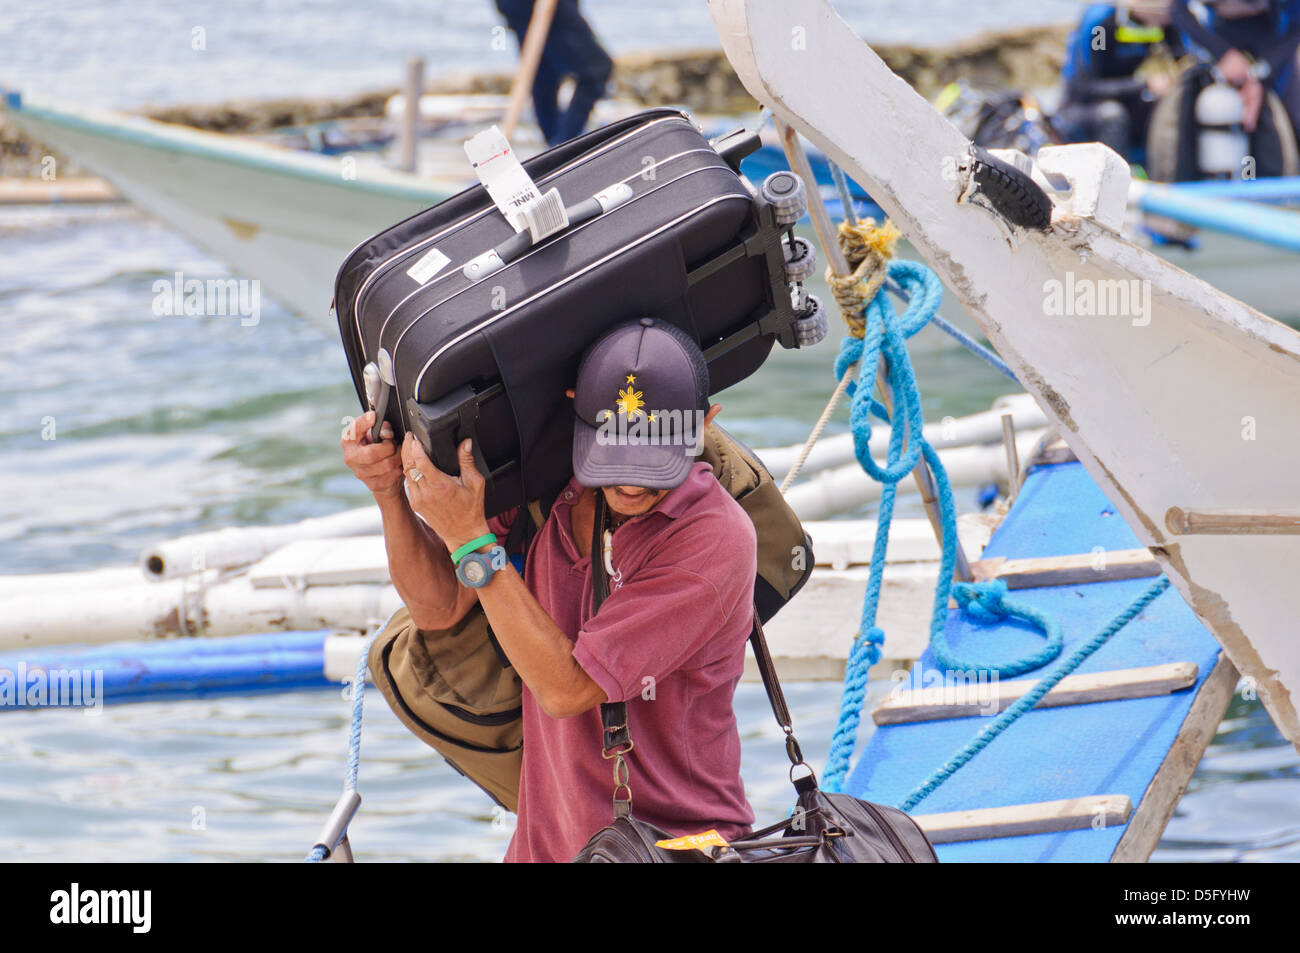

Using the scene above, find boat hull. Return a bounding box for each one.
[708,0,1300,750]
[2,96,457,328]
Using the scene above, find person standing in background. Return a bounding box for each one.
[1171,0,1300,137]
[493,0,614,146]
[1056,2,1186,160]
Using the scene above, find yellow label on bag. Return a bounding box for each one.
[654,830,729,851]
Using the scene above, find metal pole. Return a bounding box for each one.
[775,119,972,582]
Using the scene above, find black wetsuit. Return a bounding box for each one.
[1057,5,1186,160]
[1171,0,1300,143]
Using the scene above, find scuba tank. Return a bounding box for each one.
[1194,80,1249,178]
[1146,64,1299,181]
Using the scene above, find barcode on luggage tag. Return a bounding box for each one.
[406,247,451,285]
[523,189,569,244]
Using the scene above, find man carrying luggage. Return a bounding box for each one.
[341,319,757,862]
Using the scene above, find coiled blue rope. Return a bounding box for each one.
[898,575,1170,812]
[305,631,377,863]
[939,579,1062,678]
[820,259,1058,793]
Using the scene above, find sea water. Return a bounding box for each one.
[1,1,1297,862]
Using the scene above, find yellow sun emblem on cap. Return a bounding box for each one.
[616,385,645,419]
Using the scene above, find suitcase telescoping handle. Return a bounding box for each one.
[461,182,634,281]
[363,348,396,443]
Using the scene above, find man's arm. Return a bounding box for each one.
[400,435,607,718]
[476,564,608,719]
[341,412,477,629]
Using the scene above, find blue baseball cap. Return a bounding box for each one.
[571,318,710,489]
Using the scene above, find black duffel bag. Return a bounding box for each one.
[334,108,813,518]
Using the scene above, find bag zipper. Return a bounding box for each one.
[862,800,917,862]
[409,192,751,408]
[375,147,717,356]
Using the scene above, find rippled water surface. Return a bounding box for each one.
[1,1,1297,862]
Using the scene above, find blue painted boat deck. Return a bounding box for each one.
[844,461,1225,861]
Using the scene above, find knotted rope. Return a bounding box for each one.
[818,226,1061,794]
[825,219,901,340]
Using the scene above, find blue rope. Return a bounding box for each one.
[828,161,860,226]
[305,631,377,863]
[937,580,1062,678]
[883,278,1019,383]
[822,260,960,791]
[898,575,1171,813]
[819,258,1056,794]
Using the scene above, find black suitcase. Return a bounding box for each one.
[334,107,820,517]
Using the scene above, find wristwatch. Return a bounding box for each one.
[455,544,508,588]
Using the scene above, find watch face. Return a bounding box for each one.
[461,558,488,586]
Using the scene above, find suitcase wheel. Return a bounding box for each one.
[761,171,808,226]
[782,235,817,283]
[794,293,829,348]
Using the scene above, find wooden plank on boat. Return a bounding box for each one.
[1164,507,1300,536]
[873,662,1198,724]
[914,794,1132,844]
[0,176,119,204]
[969,549,1160,588]
[1111,653,1240,862]
[1032,437,1077,465]
[247,537,390,588]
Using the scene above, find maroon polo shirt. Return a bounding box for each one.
[488,462,757,862]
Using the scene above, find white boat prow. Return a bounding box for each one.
[709,0,1300,750]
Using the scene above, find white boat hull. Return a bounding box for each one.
[3,96,460,328]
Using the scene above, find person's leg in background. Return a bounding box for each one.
[1276,56,1300,150]
[494,0,562,143]
[544,0,613,144]
[1054,99,1133,156]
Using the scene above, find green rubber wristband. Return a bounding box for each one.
[450,533,498,566]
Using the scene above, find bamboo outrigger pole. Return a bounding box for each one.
[501,0,560,139]
[775,118,973,582]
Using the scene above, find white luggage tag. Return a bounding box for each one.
[465,126,543,233]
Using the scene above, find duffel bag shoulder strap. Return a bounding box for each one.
[590,492,636,818]
[590,489,814,821]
